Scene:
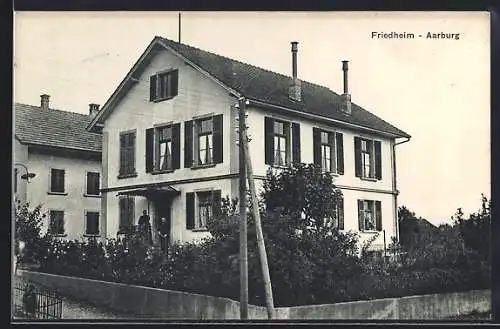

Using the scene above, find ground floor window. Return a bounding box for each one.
[186,190,221,230]
[49,210,65,235]
[85,211,100,235]
[358,199,382,231]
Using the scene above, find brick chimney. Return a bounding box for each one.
[89,103,100,118]
[340,61,351,115]
[40,94,50,110]
[288,41,301,102]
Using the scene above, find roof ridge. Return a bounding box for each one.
[15,102,93,119]
[159,36,336,94]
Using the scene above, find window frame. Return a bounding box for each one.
[358,199,381,232]
[271,118,291,167]
[151,68,179,103]
[84,210,100,236]
[118,129,137,178]
[154,123,175,173]
[360,139,375,179]
[193,115,215,168]
[195,190,214,230]
[320,129,338,174]
[48,209,66,236]
[85,171,101,197]
[48,168,67,195]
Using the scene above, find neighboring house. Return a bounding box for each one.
[13,95,103,240]
[87,36,410,250]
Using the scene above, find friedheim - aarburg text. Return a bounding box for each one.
[371,32,460,40]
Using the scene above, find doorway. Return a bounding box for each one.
[155,198,171,251]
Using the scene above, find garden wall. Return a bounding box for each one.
[18,270,491,320]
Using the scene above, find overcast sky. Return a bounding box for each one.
[13,11,490,225]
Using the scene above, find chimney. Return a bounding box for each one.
[89,103,100,118]
[340,61,351,115]
[288,41,301,102]
[40,94,50,110]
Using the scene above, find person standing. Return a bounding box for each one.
[158,217,169,252]
[138,210,153,245]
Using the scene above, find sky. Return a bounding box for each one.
[13,11,490,226]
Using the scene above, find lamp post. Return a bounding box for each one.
[14,163,36,182]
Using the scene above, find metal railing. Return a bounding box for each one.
[13,281,63,319]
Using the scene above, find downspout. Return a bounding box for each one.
[392,136,410,244]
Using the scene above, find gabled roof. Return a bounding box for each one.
[88,36,410,138]
[14,103,102,153]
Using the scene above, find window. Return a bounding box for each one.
[150,69,179,102]
[186,190,221,230]
[184,115,223,168]
[313,128,344,174]
[85,211,100,235]
[146,124,181,173]
[50,169,65,193]
[49,210,65,235]
[119,196,135,232]
[264,117,301,166]
[86,172,100,196]
[355,137,382,180]
[119,131,136,176]
[333,197,344,230]
[357,200,382,232]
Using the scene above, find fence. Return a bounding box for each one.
[13,280,63,319]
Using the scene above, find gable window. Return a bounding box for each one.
[265,117,301,167]
[357,199,382,232]
[49,210,65,235]
[355,137,382,180]
[119,196,135,233]
[50,169,65,193]
[86,172,100,196]
[119,131,136,177]
[150,69,179,102]
[313,128,344,174]
[85,211,100,235]
[186,190,221,231]
[184,115,223,168]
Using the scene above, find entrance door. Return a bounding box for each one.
[155,198,171,250]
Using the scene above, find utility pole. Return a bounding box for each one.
[237,97,248,319]
[240,99,275,319]
[178,12,182,43]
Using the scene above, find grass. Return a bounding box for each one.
[448,310,492,320]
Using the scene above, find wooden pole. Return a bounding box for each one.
[240,100,275,319]
[238,98,248,319]
[178,13,182,43]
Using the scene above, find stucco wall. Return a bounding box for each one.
[25,150,101,240]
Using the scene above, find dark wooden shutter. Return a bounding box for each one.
[354,137,362,177]
[145,128,154,173]
[172,123,181,169]
[171,70,179,97]
[128,197,135,229]
[119,198,126,229]
[375,201,382,231]
[358,199,365,231]
[212,190,222,218]
[313,128,321,168]
[150,75,157,102]
[186,192,195,229]
[213,114,223,164]
[374,140,382,180]
[292,123,301,165]
[130,133,136,173]
[338,197,344,230]
[184,121,193,168]
[336,132,344,175]
[264,117,274,165]
[119,134,126,174]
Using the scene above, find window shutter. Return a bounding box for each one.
[213,114,224,164]
[336,132,344,175]
[374,140,382,180]
[338,197,344,230]
[171,70,179,97]
[358,199,365,231]
[264,117,274,165]
[119,198,126,229]
[354,137,362,177]
[59,212,65,234]
[313,128,321,168]
[130,133,136,172]
[145,128,154,173]
[184,121,193,168]
[292,123,301,165]
[186,192,195,229]
[128,197,135,228]
[212,190,222,218]
[375,201,382,231]
[50,169,57,191]
[172,123,181,169]
[150,75,157,102]
[119,135,126,174]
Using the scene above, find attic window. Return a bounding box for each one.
[150,69,179,102]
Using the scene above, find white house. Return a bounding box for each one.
[86,36,410,250]
[13,96,103,240]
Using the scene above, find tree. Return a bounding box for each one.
[14,200,46,263]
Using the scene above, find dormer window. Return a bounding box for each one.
[150,69,179,102]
